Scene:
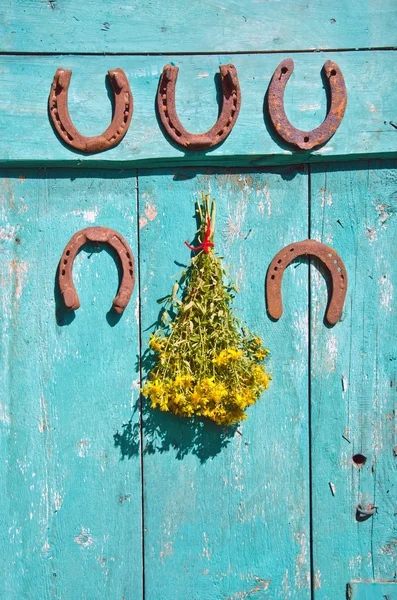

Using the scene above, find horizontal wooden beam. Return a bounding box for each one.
[0,51,396,167]
[1,0,396,54]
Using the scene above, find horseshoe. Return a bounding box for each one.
[59,227,135,314]
[48,68,133,153]
[157,63,241,150]
[267,59,347,150]
[266,240,347,326]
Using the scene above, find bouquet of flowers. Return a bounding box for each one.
[142,193,271,426]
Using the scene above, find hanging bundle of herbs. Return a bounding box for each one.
[142,193,271,426]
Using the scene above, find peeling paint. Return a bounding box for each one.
[74,527,94,548]
[0,223,20,241]
[324,334,338,372]
[144,203,157,221]
[378,274,393,311]
[71,208,99,222]
[76,439,90,457]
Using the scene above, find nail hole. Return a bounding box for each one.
[334,259,338,264]
[281,66,288,74]
[353,454,367,467]
[277,259,282,264]
[126,252,130,259]
[328,253,333,258]
[61,269,65,276]
[129,269,133,277]
[63,259,67,265]
[337,266,342,272]
[290,248,294,252]
[274,266,278,271]
[66,250,70,256]
[330,69,336,76]
[271,275,275,280]
[304,136,309,142]
[129,261,133,267]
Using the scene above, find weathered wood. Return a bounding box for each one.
[0,0,396,54]
[310,160,397,598]
[0,52,396,167]
[348,581,397,599]
[138,167,312,599]
[0,170,142,599]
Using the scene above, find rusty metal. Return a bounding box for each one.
[157,63,241,150]
[267,58,347,150]
[59,227,135,314]
[49,68,133,153]
[266,239,347,326]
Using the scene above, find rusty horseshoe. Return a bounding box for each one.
[266,240,347,326]
[157,63,241,150]
[59,227,135,314]
[267,59,347,150]
[49,68,133,153]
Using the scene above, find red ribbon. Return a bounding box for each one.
[185,216,214,254]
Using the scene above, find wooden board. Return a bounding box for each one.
[0,51,396,167]
[138,167,312,599]
[348,581,397,599]
[0,170,142,599]
[310,160,397,598]
[1,0,396,54]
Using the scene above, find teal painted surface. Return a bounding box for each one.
[0,52,396,167]
[1,0,397,592]
[348,581,397,599]
[0,162,396,597]
[1,0,396,53]
[0,170,142,599]
[310,161,397,598]
[138,168,311,599]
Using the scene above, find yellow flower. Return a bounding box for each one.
[255,348,269,361]
[149,334,164,352]
[212,346,243,366]
[189,391,201,407]
[210,383,228,403]
[227,347,243,360]
[252,365,271,389]
[143,379,164,398]
[212,354,227,367]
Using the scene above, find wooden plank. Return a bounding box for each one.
[348,581,397,599]
[0,170,142,598]
[138,167,311,599]
[0,0,396,54]
[310,160,397,598]
[0,52,396,168]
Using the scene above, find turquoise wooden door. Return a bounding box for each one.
[0,2,396,599]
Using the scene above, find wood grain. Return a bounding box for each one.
[0,170,142,599]
[138,167,311,599]
[0,52,396,167]
[0,0,396,53]
[348,581,397,599]
[310,160,397,598]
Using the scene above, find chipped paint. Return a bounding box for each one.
[319,186,333,208]
[295,532,310,589]
[71,208,99,222]
[0,223,20,241]
[144,203,157,221]
[324,334,338,372]
[376,201,393,226]
[378,274,393,311]
[74,527,94,548]
[76,439,90,457]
